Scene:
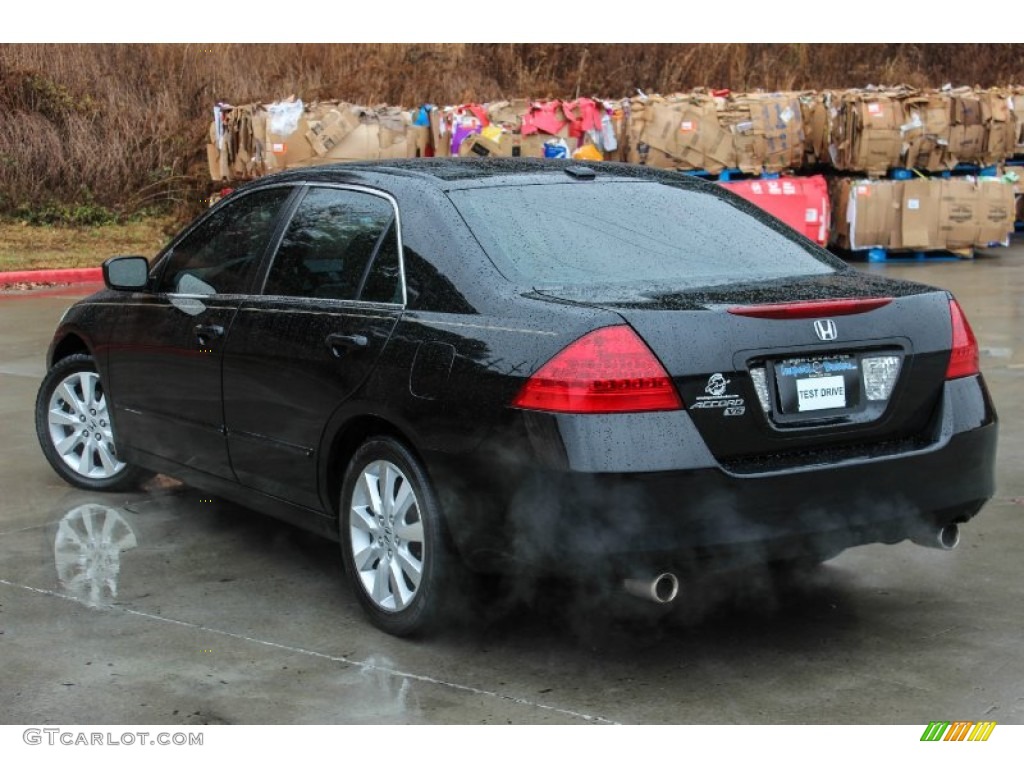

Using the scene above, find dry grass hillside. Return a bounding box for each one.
[1,43,1022,221]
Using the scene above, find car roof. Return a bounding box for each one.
[242,157,712,193]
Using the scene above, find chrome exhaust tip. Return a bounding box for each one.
[912,524,960,551]
[623,572,680,604]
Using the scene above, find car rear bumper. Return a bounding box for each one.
[430,376,997,572]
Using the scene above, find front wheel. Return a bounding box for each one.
[339,437,453,636]
[35,353,151,492]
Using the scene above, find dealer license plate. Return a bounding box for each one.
[773,356,861,416]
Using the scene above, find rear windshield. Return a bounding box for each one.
[448,181,840,288]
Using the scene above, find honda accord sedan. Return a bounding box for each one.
[35,158,998,635]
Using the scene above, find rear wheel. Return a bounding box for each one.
[339,436,452,636]
[35,354,151,492]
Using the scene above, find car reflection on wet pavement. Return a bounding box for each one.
[54,503,137,606]
[2,251,1024,724]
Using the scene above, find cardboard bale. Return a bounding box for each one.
[627,91,805,174]
[978,88,1016,165]
[939,178,979,250]
[975,179,1016,246]
[900,92,951,171]
[680,97,733,171]
[833,92,905,176]
[731,92,804,173]
[948,89,986,165]
[716,95,761,173]
[852,180,898,249]
[260,98,313,171]
[305,105,360,156]
[830,178,899,250]
[628,94,731,172]
[625,97,652,165]
[799,91,831,165]
[896,178,943,250]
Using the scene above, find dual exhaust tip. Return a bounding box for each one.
[622,524,960,604]
[623,524,960,604]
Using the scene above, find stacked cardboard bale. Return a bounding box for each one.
[209,88,1023,183]
[831,176,1016,254]
[798,91,832,166]
[208,98,632,179]
[823,86,1020,253]
[826,86,1019,176]
[206,87,1023,255]
[626,91,804,175]
[830,88,915,175]
[207,99,431,182]
[977,87,1017,165]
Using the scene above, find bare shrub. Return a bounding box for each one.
[1,43,1022,219]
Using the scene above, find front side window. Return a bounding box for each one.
[157,186,293,295]
[263,187,401,302]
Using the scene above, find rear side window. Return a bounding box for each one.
[157,187,292,295]
[263,187,401,302]
[449,182,841,287]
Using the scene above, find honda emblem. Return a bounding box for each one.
[814,319,838,341]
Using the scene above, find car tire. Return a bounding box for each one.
[339,436,454,637]
[35,353,152,492]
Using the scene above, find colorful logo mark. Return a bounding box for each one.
[920,721,996,742]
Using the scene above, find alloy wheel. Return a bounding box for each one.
[46,370,125,480]
[348,459,426,612]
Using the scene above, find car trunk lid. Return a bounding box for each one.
[530,271,953,464]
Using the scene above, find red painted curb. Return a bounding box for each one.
[0,267,103,286]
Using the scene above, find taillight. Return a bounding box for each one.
[512,325,683,414]
[946,299,979,379]
[727,297,892,319]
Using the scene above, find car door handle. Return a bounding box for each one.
[326,333,369,357]
[193,323,224,346]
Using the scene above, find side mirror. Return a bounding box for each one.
[103,256,149,291]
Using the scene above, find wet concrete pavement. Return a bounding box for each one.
[1,250,1022,726]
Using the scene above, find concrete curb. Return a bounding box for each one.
[0,267,103,286]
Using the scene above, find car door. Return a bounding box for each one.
[106,185,296,479]
[221,185,404,509]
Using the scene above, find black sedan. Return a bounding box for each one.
[35,159,998,635]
